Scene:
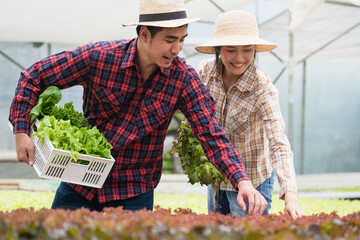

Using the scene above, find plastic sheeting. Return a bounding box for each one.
[262,2,360,61]
[182,0,360,62]
[0,0,254,45]
[287,0,326,31]
[0,0,139,45]
[1,0,359,61]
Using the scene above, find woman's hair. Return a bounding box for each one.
[213,46,224,76]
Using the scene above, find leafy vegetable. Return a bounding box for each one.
[29,86,62,123]
[1,200,360,239]
[171,119,226,186]
[53,102,90,128]
[33,115,112,161]
[28,86,113,163]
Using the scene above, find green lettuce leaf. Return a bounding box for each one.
[29,86,62,123]
[34,116,113,162]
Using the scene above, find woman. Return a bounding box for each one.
[195,10,304,218]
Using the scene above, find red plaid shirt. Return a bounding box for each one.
[9,38,249,203]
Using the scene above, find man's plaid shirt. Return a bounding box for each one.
[9,39,249,203]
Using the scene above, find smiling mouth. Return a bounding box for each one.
[232,63,244,67]
[164,55,175,60]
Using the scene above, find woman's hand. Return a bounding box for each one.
[284,191,304,219]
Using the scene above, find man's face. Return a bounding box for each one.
[145,26,188,68]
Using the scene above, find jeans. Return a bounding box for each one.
[51,182,154,212]
[208,171,275,217]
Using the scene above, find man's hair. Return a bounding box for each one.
[136,24,188,39]
[136,25,164,38]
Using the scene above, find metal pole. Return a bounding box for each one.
[300,61,306,174]
[272,66,286,85]
[288,29,294,147]
[326,0,360,7]
[208,0,225,12]
[255,0,259,23]
[47,43,52,56]
[296,21,360,65]
[0,50,26,70]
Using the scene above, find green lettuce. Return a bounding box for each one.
[171,119,226,186]
[29,86,62,123]
[53,102,90,128]
[34,115,113,161]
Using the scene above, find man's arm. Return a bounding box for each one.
[9,43,95,167]
[179,67,267,214]
[9,42,93,135]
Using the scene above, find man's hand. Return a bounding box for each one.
[237,180,267,214]
[15,133,34,166]
[284,191,304,219]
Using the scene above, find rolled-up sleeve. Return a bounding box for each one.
[261,89,297,198]
[9,43,92,133]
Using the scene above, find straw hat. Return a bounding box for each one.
[123,0,199,28]
[195,10,277,54]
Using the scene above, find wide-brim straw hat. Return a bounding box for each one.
[123,0,200,28]
[195,10,277,54]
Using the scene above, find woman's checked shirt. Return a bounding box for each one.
[198,58,297,198]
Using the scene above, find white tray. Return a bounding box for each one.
[9,119,115,188]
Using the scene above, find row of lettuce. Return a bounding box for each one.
[1,207,359,239]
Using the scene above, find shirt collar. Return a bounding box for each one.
[158,63,171,78]
[235,61,257,92]
[120,38,137,69]
[120,38,171,78]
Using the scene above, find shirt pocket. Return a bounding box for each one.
[90,87,125,119]
[229,108,251,136]
[136,96,172,134]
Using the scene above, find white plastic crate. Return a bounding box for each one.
[10,119,115,188]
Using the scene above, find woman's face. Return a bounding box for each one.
[220,45,255,78]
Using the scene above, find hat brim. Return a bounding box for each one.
[123,18,200,28]
[195,35,277,54]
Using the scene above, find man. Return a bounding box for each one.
[9,0,267,213]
